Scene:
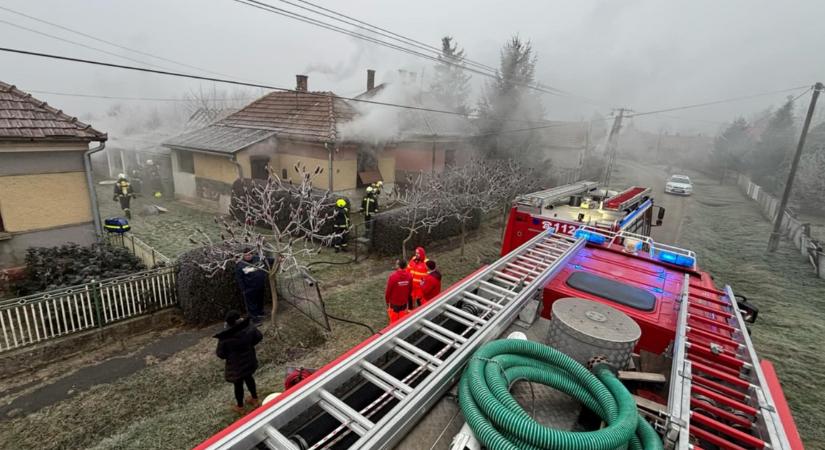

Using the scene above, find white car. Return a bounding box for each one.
[665,174,693,195]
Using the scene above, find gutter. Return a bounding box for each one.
[83,141,106,238]
[325,142,334,191]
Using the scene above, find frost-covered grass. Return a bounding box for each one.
[0,222,502,450]
[679,174,825,448]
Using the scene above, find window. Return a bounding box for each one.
[177,150,195,174]
[250,157,270,180]
[281,168,288,180]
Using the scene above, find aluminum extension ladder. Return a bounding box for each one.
[205,230,584,450]
[516,180,599,209]
[668,274,792,450]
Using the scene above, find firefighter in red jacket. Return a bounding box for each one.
[407,247,428,307]
[385,259,412,324]
[420,260,442,305]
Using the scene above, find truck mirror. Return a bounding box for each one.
[655,206,666,226]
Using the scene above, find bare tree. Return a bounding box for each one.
[393,172,450,260]
[192,163,339,327]
[436,159,499,257]
[486,159,543,236]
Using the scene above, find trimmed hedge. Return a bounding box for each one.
[370,206,482,256]
[176,245,246,325]
[230,178,349,239]
[12,243,144,296]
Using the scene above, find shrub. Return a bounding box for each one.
[176,245,246,325]
[12,243,145,295]
[370,206,482,256]
[229,178,349,239]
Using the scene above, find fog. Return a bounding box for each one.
[1,0,824,135]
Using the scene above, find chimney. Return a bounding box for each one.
[366,69,375,91]
[296,74,308,92]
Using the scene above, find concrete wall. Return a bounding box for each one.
[737,173,825,280]
[0,222,95,267]
[170,150,197,199]
[193,152,239,185]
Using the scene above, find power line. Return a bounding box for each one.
[0,46,473,117]
[0,5,255,81]
[629,86,811,118]
[232,0,605,105]
[27,89,257,103]
[280,0,498,73]
[0,19,175,71]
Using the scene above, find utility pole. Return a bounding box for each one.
[601,108,628,188]
[767,82,822,252]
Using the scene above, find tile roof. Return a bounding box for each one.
[163,125,276,154]
[163,90,354,153]
[0,81,107,142]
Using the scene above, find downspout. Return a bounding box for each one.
[230,154,244,179]
[325,142,334,191]
[83,141,106,238]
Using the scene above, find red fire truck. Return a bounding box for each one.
[198,183,804,450]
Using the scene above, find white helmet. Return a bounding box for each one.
[366,186,374,193]
[117,173,127,180]
[146,159,153,165]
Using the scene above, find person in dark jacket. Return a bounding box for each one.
[235,249,267,323]
[215,310,263,414]
[113,173,136,219]
[333,199,350,252]
[420,260,442,305]
[361,186,379,236]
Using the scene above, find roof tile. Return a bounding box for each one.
[0,81,107,142]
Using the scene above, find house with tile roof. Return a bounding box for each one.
[163,75,390,212]
[0,81,107,267]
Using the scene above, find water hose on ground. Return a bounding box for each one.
[458,339,663,450]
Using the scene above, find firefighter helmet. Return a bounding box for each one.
[366,186,374,194]
[117,173,127,180]
[336,198,347,208]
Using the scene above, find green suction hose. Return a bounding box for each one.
[458,339,664,450]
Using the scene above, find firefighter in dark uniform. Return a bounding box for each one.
[361,185,379,236]
[333,198,350,252]
[113,173,136,219]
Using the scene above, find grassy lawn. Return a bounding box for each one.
[0,221,502,450]
[678,173,825,448]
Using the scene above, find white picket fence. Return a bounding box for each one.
[105,233,171,268]
[0,266,177,353]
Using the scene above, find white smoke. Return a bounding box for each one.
[338,76,422,144]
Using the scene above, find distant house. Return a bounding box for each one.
[163,75,376,212]
[536,121,594,183]
[0,81,107,267]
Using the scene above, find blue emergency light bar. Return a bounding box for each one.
[656,250,695,268]
[573,229,608,245]
[617,199,652,229]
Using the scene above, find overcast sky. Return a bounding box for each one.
[1,0,823,135]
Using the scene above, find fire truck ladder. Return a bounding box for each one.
[205,230,584,450]
[516,180,599,209]
[668,274,791,450]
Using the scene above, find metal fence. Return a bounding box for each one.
[737,173,825,279]
[105,233,171,268]
[0,266,177,353]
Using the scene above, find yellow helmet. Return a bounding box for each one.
[336,199,347,208]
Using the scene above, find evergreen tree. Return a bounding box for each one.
[430,36,472,114]
[711,118,752,175]
[477,36,545,167]
[751,97,796,191]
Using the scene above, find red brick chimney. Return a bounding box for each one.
[367,69,375,91]
[296,74,308,92]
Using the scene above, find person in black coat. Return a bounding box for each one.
[215,310,263,414]
[235,249,268,323]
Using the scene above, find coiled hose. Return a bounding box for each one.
[458,339,663,450]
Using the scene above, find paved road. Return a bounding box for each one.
[611,160,692,244]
